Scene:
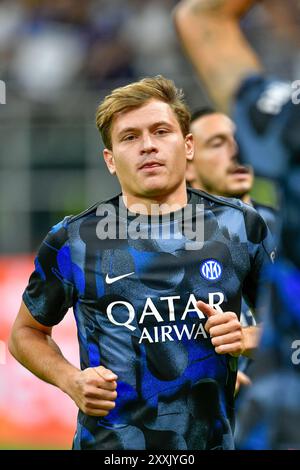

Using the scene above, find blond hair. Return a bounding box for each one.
[96,75,191,150]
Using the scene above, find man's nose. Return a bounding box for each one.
[230,138,239,161]
[141,133,157,154]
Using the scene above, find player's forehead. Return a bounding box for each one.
[191,113,236,140]
[111,99,180,137]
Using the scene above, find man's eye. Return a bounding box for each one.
[123,135,136,141]
[210,138,225,148]
[155,129,168,135]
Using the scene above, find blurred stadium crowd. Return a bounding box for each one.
[1,0,300,450]
[1,0,300,253]
[0,0,299,97]
[0,0,182,96]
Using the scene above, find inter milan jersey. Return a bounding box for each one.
[23,188,273,450]
[233,75,300,449]
[252,201,277,242]
[239,200,277,328]
[238,201,277,372]
[233,74,300,267]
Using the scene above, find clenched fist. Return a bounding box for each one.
[66,365,118,417]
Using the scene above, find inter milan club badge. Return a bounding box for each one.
[200,259,222,281]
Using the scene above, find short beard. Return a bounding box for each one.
[226,188,249,200]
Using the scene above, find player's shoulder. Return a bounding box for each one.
[66,193,121,225]
[189,187,241,208]
[189,187,248,213]
[252,200,278,235]
[252,200,278,218]
[242,200,272,244]
[190,189,269,243]
[45,194,121,244]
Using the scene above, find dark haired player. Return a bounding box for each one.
[186,106,277,392]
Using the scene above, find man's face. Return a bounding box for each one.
[103,99,193,201]
[189,113,253,198]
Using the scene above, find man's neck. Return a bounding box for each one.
[241,194,251,204]
[122,185,188,215]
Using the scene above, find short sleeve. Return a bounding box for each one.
[22,216,75,326]
[241,205,276,312]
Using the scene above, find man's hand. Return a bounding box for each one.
[198,300,245,356]
[66,366,118,417]
[235,370,252,395]
[9,303,118,418]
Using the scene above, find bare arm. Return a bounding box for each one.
[174,0,262,112]
[9,301,118,416]
[9,301,77,388]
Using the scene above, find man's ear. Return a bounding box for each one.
[185,133,194,161]
[103,149,116,175]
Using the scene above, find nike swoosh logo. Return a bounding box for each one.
[105,272,135,284]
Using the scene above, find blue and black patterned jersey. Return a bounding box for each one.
[233,75,300,449]
[239,200,278,327]
[233,74,300,267]
[238,201,278,373]
[233,75,300,180]
[23,188,274,450]
[252,201,278,242]
[236,261,300,450]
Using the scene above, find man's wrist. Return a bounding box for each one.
[56,364,81,396]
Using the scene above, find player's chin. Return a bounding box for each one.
[231,176,252,189]
[228,184,251,199]
[141,182,171,197]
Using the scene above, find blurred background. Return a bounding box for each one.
[0,0,299,449]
